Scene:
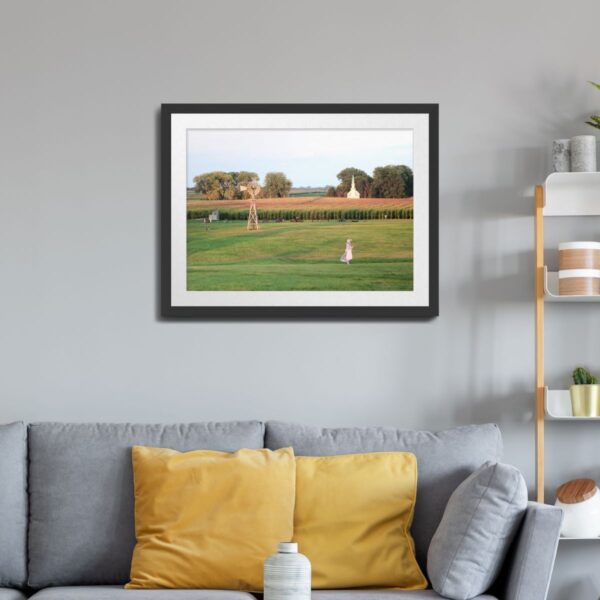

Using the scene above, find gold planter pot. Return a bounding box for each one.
[570,385,600,417]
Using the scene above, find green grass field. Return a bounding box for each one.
[187,220,413,291]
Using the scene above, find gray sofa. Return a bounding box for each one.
[0,421,561,600]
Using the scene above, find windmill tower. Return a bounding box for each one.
[247,200,259,231]
[239,181,261,231]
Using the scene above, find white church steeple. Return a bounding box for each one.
[347,175,360,199]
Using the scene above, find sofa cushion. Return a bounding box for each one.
[311,591,497,600]
[27,421,265,588]
[28,587,257,600]
[265,421,502,569]
[294,453,426,589]
[0,422,27,588]
[0,590,27,600]
[427,462,528,599]
[127,446,296,590]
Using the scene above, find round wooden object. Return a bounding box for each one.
[556,478,597,504]
[559,242,600,270]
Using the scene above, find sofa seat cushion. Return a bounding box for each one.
[28,588,258,600]
[265,422,503,570]
[0,589,27,600]
[311,591,497,600]
[27,421,265,588]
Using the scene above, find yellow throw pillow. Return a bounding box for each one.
[126,446,296,591]
[293,452,427,590]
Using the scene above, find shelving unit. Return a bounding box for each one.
[545,388,600,420]
[542,172,600,216]
[535,172,600,529]
[544,267,600,302]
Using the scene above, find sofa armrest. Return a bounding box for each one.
[499,501,562,600]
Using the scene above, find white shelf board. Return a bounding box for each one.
[545,388,600,420]
[544,172,600,216]
[560,536,600,541]
[544,267,600,302]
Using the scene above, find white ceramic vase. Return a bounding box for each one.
[555,486,600,538]
[264,542,311,600]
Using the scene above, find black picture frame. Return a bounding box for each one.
[161,104,438,319]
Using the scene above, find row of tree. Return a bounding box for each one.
[192,164,413,200]
[193,171,291,200]
[326,166,413,199]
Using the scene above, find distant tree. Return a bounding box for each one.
[238,171,259,186]
[326,186,338,197]
[371,165,413,198]
[335,168,372,197]
[233,171,259,198]
[227,172,239,188]
[193,171,236,200]
[262,172,292,198]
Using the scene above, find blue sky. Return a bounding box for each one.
[186,129,413,188]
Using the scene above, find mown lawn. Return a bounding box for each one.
[187,220,413,291]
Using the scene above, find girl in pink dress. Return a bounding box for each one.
[340,239,353,264]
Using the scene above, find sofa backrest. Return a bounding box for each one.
[265,421,503,571]
[27,421,265,588]
[0,422,27,588]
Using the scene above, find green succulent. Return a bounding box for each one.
[586,81,600,130]
[572,367,598,385]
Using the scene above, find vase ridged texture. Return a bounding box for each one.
[264,545,311,600]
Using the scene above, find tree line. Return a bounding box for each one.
[191,164,413,200]
[326,165,413,199]
[193,171,291,200]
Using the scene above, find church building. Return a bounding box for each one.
[346,175,360,199]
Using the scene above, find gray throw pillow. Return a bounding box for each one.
[427,461,528,600]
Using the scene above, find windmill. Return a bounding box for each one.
[239,181,261,231]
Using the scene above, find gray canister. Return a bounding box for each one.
[552,139,571,172]
[570,135,597,172]
[264,542,311,600]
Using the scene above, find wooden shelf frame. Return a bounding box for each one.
[535,173,600,502]
[535,185,545,502]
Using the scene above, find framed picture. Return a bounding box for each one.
[162,104,438,318]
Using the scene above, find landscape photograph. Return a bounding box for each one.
[186,128,414,292]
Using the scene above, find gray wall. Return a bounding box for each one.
[1,0,599,597]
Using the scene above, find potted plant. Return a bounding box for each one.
[586,81,600,130]
[571,367,600,417]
